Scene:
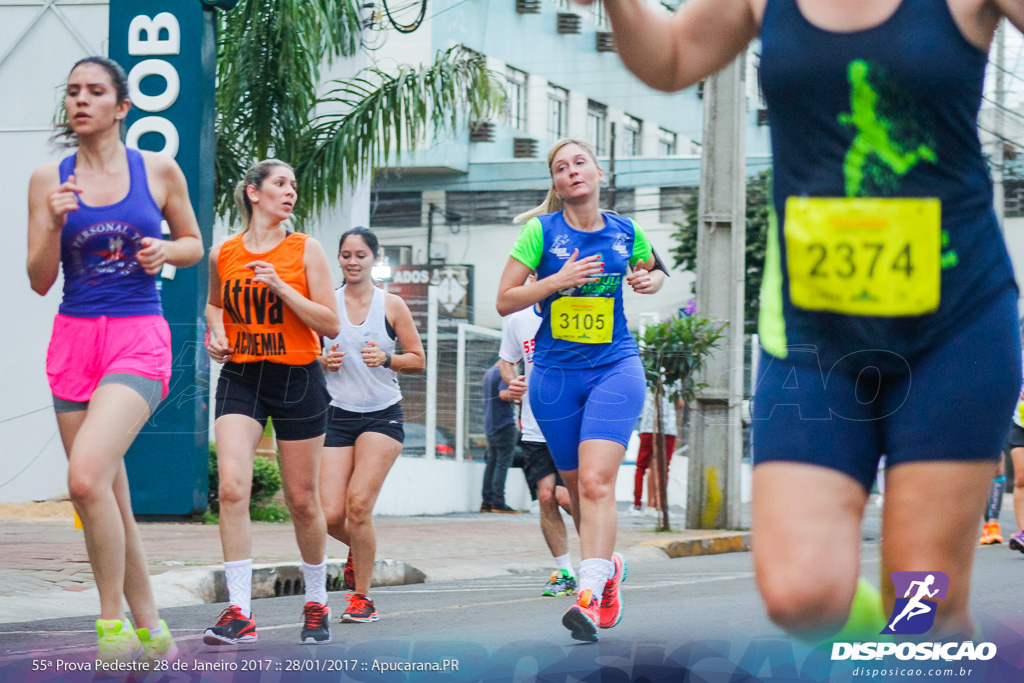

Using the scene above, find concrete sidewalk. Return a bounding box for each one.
[0,501,752,625]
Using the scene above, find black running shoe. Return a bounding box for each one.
[203,606,257,645]
[490,503,521,514]
[343,552,355,591]
[300,602,331,644]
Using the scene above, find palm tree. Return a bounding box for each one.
[215,0,503,225]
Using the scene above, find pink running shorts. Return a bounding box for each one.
[46,314,172,403]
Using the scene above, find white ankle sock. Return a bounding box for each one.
[554,553,574,576]
[303,559,328,605]
[224,559,253,616]
[577,558,614,597]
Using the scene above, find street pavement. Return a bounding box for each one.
[7,496,1024,681]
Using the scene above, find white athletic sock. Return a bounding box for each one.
[554,553,574,576]
[577,558,614,597]
[303,559,328,606]
[224,559,253,616]
[145,622,164,638]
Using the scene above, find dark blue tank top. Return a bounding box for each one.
[758,0,1016,370]
[58,148,164,318]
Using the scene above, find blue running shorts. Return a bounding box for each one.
[529,355,646,471]
[751,287,1021,491]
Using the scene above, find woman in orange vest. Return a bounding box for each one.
[204,159,340,646]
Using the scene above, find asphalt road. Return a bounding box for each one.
[5,502,1024,682]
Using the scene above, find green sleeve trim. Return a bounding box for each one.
[757,204,787,359]
[510,218,544,269]
[629,219,653,266]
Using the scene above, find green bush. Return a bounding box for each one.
[207,442,284,515]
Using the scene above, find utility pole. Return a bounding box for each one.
[686,55,746,529]
[994,20,1006,231]
[608,122,618,212]
[427,203,436,263]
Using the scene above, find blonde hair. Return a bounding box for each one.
[513,138,600,224]
[233,159,295,232]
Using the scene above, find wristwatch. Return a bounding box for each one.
[383,351,392,368]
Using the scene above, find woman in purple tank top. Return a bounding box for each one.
[577,0,1024,647]
[26,57,202,666]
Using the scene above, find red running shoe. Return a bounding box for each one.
[344,552,355,591]
[342,593,379,623]
[599,552,628,629]
[561,589,600,642]
[203,605,257,645]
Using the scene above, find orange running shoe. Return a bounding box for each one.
[562,589,601,642]
[980,520,1003,545]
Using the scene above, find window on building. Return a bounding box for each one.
[506,67,528,131]
[381,245,413,266]
[445,190,550,225]
[660,186,696,224]
[584,1,608,28]
[547,85,568,141]
[370,191,422,228]
[622,115,642,156]
[586,100,607,155]
[658,128,677,156]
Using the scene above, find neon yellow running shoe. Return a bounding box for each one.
[136,619,179,669]
[95,619,143,664]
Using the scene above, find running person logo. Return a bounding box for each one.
[549,235,572,259]
[882,571,949,635]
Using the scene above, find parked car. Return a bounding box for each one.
[402,423,455,459]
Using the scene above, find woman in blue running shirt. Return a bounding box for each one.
[575,0,1024,644]
[497,138,664,642]
[26,57,203,666]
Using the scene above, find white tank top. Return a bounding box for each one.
[323,285,402,412]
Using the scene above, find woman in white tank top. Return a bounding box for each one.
[319,227,425,623]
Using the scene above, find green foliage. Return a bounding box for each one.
[635,315,726,404]
[207,443,284,517]
[669,169,772,333]
[250,503,291,523]
[215,0,504,226]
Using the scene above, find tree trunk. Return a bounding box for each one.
[652,380,670,531]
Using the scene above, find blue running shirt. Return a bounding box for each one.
[510,211,652,369]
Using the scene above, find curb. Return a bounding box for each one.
[640,532,752,558]
[201,559,427,603]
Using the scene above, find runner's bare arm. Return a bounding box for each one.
[205,243,233,363]
[140,152,203,271]
[385,293,426,375]
[589,0,760,92]
[259,237,340,338]
[26,164,67,296]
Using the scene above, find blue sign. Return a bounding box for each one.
[109,1,216,515]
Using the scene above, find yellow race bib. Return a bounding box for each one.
[785,197,941,316]
[551,297,613,344]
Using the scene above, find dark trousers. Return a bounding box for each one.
[482,423,518,506]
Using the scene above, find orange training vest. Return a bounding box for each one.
[218,232,321,365]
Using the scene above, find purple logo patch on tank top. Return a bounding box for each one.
[69,221,145,283]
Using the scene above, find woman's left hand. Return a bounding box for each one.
[361,340,388,367]
[627,268,655,294]
[246,260,285,294]
[137,237,168,275]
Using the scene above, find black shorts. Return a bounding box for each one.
[1008,423,1024,450]
[521,440,564,491]
[214,360,329,441]
[325,403,404,448]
